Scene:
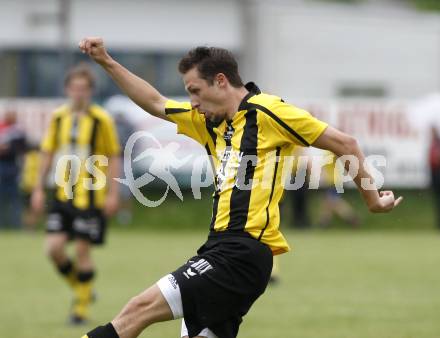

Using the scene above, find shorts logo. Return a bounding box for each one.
[167,275,178,290]
[47,214,62,231]
[183,259,213,279]
[73,217,99,239]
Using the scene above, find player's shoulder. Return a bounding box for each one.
[248,92,301,113]
[248,92,281,109]
[88,104,114,122]
[248,92,305,126]
[164,99,207,125]
[165,99,193,113]
[52,104,70,118]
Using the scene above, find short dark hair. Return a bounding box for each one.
[178,46,244,88]
[64,63,96,88]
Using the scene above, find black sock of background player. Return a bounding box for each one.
[57,259,74,276]
[86,322,119,338]
[77,270,95,283]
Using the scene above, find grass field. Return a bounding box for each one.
[1,229,439,338]
[121,189,438,231]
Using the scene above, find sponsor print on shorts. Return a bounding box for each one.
[183,259,213,279]
[167,274,179,290]
[47,213,63,231]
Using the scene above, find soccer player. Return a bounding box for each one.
[78,37,402,338]
[31,64,121,324]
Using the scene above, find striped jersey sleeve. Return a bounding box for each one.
[164,99,209,145]
[99,114,121,156]
[41,112,62,153]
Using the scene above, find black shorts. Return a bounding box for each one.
[46,199,107,245]
[172,231,273,338]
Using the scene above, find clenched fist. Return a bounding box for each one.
[368,191,403,213]
[79,37,112,66]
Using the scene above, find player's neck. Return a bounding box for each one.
[225,86,249,120]
[69,102,89,115]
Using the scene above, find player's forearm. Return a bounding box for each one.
[35,151,54,190]
[342,141,381,211]
[314,127,381,210]
[101,58,166,117]
[106,155,121,196]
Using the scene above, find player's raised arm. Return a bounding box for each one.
[312,126,403,213]
[79,37,170,121]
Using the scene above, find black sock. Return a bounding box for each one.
[57,259,74,276]
[77,270,95,283]
[86,323,119,338]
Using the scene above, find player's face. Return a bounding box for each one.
[183,68,228,123]
[65,76,93,110]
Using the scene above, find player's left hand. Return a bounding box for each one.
[369,191,403,213]
[78,37,112,66]
[104,192,120,217]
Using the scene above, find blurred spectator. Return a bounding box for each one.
[112,110,136,225]
[428,125,440,229]
[0,110,26,229]
[289,147,311,229]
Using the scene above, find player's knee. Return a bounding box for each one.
[126,294,154,316]
[75,240,91,264]
[45,234,68,263]
[118,289,169,327]
[45,242,64,262]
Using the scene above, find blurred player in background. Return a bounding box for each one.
[314,150,360,228]
[79,37,402,338]
[31,64,121,324]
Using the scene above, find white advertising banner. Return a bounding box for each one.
[1,94,440,189]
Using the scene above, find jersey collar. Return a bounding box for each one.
[238,82,261,112]
[207,82,261,128]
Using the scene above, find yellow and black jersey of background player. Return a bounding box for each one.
[165,82,328,256]
[41,104,120,210]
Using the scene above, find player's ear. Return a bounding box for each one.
[215,73,228,88]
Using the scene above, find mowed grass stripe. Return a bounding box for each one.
[0,230,439,338]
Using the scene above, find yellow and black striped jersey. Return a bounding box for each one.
[41,104,120,210]
[165,82,328,255]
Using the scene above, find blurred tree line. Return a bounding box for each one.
[410,0,440,11]
[314,0,440,12]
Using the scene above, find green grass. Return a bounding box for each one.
[117,188,437,231]
[1,229,440,338]
[26,189,437,232]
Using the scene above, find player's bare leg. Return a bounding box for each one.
[46,233,78,287]
[84,285,173,338]
[46,233,69,266]
[333,199,360,227]
[75,239,94,271]
[317,194,335,228]
[72,239,96,323]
